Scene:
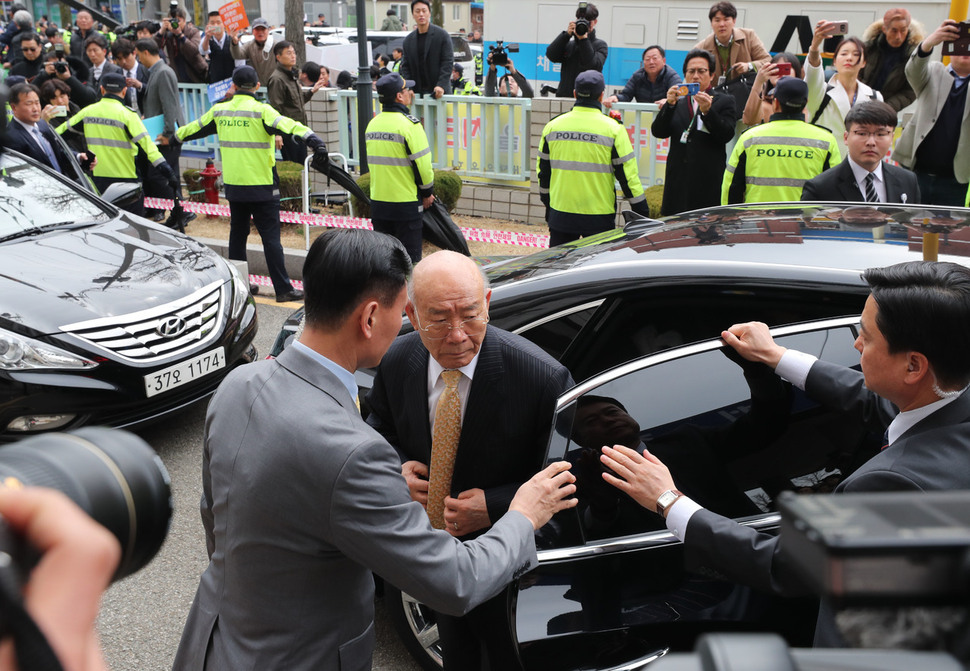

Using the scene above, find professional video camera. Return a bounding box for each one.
[650,491,970,671]
[575,1,591,37]
[0,427,172,584]
[488,40,519,67]
[112,21,138,41]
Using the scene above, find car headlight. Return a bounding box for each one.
[0,328,97,371]
[225,259,252,320]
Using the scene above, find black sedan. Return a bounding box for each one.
[0,148,257,439]
[273,203,970,670]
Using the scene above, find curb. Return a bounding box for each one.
[194,236,309,282]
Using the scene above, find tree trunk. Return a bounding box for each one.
[286,0,306,64]
[431,0,444,28]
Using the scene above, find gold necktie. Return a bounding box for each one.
[427,369,462,529]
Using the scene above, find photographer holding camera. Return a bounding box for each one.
[0,487,118,671]
[155,2,207,84]
[546,2,608,97]
[34,48,97,108]
[485,49,533,97]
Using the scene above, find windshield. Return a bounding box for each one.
[0,153,109,237]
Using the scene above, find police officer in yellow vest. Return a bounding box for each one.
[722,77,841,204]
[164,66,327,303]
[58,72,177,218]
[537,70,650,246]
[450,63,480,96]
[365,72,434,262]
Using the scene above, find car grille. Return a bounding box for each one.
[60,281,227,364]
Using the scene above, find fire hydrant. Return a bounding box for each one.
[199,159,222,218]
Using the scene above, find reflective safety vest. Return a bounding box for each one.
[390,60,401,73]
[452,78,480,96]
[365,107,434,208]
[58,95,165,179]
[537,104,646,216]
[722,118,842,205]
[175,91,314,191]
[473,52,483,82]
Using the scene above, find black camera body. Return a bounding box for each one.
[575,1,590,36]
[54,61,68,74]
[489,40,519,67]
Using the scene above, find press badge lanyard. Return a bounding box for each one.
[680,97,698,144]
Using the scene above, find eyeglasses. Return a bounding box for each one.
[850,129,893,140]
[415,313,489,340]
[22,46,39,52]
[685,68,709,75]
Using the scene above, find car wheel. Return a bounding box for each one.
[385,585,443,670]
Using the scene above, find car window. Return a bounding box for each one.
[540,322,871,548]
[563,285,867,383]
[0,153,108,235]
[452,36,472,61]
[514,300,602,361]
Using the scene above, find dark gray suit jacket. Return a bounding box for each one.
[801,160,921,204]
[399,24,454,95]
[682,359,970,645]
[366,327,574,526]
[173,345,538,671]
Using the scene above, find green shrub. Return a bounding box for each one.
[277,160,305,213]
[352,169,463,218]
[645,184,664,219]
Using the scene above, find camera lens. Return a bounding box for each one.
[0,427,172,582]
[575,19,589,36]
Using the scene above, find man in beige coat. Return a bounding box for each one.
[693,1,770,83]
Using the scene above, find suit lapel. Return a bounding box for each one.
[457,331,504,454]
[897,389,970,444]
[276,345,357,412]
[404,341,433,458]
[838,161,864,201]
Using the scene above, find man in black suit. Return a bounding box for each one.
[802,101,921,204]
[600,260,970,647]
[366,250,574,670]
[112,39,149,112]
[399,0,452,98]
[2,82,91,182]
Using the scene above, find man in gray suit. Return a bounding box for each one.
[599,261,970,647]
[172,229,577,671]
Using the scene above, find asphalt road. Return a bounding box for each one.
[96,299,422,671]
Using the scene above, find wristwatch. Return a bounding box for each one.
[655,489,683,517]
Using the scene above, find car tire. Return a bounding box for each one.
[385,585,443,670]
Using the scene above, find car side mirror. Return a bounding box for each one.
[100,182,143,207]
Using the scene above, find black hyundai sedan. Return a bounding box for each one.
[0,148,257,439]
[272,203,970,670]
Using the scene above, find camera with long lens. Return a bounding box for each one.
[168,1,180,29]
[488,40,519,67]
[575,1,590,37]
[0,427,172,586]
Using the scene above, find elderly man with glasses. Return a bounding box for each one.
[366,249,573,671]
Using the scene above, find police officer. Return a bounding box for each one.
[722,77,841,204]
[364,72,434,263]
[537,70,650,247]
[58,72,177,217]
[165,66,327,303]
[450,63,480,96]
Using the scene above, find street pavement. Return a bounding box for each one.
[96,299,421,670]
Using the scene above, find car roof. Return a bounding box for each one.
[485,203,970,296]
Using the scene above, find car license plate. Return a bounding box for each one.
[144,348,226,397]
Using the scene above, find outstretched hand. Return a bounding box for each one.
[599,444,675,512]
[509,461,577,530]
[720,321,786,369]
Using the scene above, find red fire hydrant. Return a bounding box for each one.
[199,159,222,218]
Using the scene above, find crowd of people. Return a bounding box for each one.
[539,1,970,226]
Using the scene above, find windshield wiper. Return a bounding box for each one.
[0,220,99,243]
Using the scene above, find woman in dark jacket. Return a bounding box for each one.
[651,49,737,216]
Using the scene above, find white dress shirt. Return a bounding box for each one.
[846,156,887,203]
[427,352,480,428]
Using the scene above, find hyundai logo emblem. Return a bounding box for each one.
[156,316,187,339]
